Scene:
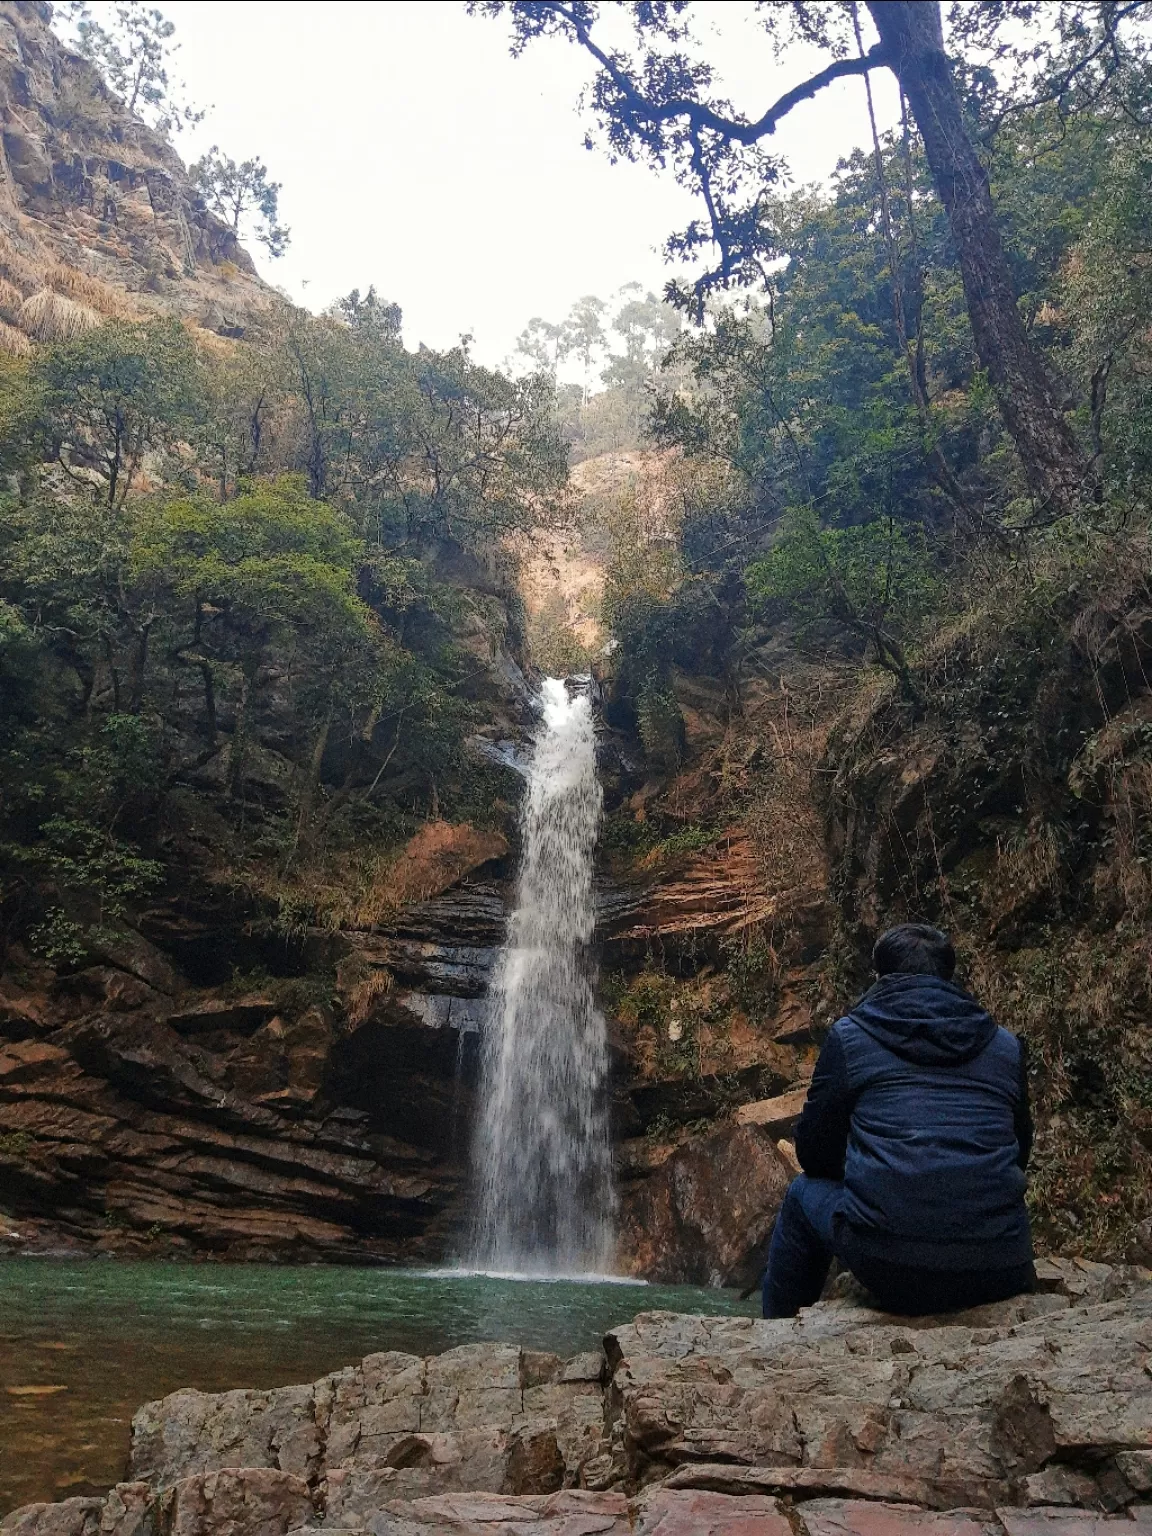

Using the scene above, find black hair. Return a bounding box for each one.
[872,922,956,981]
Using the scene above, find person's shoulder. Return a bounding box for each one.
[820,1015,859,1066]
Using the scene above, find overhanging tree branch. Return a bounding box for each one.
[538,0,889,142]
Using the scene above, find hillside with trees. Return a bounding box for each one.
[0,2,570,1263]
[2,0,1152,1277]
[495,0,1152,1266]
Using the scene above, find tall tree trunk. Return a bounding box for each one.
[227,658,258,800]
[128,621,151,714]
[867,1,1086,515]
[294,701,334,845]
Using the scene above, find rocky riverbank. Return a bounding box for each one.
[4,1258,1150,1536]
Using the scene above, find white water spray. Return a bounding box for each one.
[467,677,615,1275]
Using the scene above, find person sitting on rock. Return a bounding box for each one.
[762,922,1034,1318]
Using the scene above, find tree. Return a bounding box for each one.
[280,301,566,552]
[191,147,291,258]
[1061,134,1152,498]
[67,2,203,138]
[747,506,937,701]
[329,287,403,343]
[602,285,682,394]
[563,294,608,403]
[31,319,202,510]
[516,316,570,373]
[132,475,376,794]
[474,2,1152,516]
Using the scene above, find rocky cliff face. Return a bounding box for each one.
[4,1259,1150,1534]
[597,652,843,1284]
[0,2,271,342]
[0,861,512,1262]
[819,562,1152,1264]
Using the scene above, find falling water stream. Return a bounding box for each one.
[467,677,616,1275]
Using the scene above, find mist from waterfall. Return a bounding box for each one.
[467,677,616,1276]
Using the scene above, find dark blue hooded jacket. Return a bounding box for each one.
[794,973,1033,1271]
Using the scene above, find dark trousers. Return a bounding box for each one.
[761,1174,1036,1319]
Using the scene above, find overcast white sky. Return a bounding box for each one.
[88,2,902,367]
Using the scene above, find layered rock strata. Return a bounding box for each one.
[4,1260,1150,1535]
[2,850,807,1276]
[0,878,511,1260]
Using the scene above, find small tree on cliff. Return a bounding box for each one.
[474,1,1151,519]
[67,2,204,138]
[192,148,291,259]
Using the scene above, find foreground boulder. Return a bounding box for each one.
[4,1259,1152,1534]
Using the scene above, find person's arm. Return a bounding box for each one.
[1014,1035,1033,1172]
[794,1026,853,1180]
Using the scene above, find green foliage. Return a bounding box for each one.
[26,816,163,960]
[647,824,720,862]
[192,147,290,258]
[747,506,939,690]
[0,291,567,959]
[1061,135,1152,505]
[66,2,204,138]
[29,319,201,508]
[611,95,1152,729]
[133,475,370,644]
[635,681,684,774]
[721,930,781,1021]
[0,709,164,962]
[284,307,565,549]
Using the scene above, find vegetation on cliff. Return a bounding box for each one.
[491,4,1152,1262]
[4,0,1152,1274]
[0,292,564,970]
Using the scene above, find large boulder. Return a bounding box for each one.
[129,1343,612,1517]
[616,1122,791,1286]
[120,1260,1152,1516]
[604,1268,1152,1507]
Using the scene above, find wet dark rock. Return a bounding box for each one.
[166,999,279,1037]
[616,1122,790,1286]
[626,1063,791,1135]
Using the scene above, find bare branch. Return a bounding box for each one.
[538,0,889,143]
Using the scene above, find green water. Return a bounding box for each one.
[0,1259,757,1513]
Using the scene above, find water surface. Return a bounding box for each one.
[0,1259,757,1513]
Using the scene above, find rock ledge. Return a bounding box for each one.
[3,1259,1151,1536]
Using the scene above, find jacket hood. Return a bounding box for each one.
[848,973,997,1066]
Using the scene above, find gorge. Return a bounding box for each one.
[3,0,1152,1530]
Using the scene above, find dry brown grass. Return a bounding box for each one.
[187,322,240,358]
[17,289,103,341]
[237,818,510,937]
[347,820,509,928]
[343,965,394,1026]
[0,232,46,294]
[0,277,25,322]
[45,264,137,319]
[0,318,33,358]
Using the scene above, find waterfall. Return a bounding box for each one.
[467,676,616,1275]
